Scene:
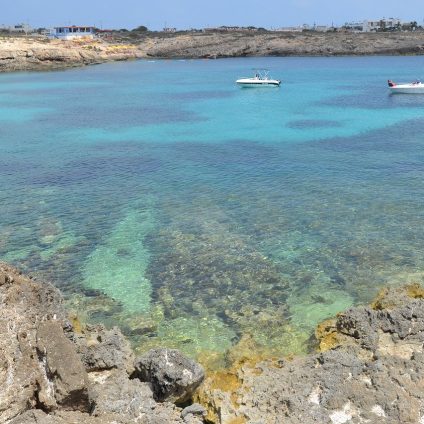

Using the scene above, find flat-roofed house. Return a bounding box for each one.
[50,26,95,40]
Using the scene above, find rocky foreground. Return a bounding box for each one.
[0,262,205,424]
[2,261,424,423]
[2,31,424,72]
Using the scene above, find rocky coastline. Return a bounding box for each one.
[0,37,145,72]
[0,262,205,424]
[2,31,424,72]
[2,261,424,423]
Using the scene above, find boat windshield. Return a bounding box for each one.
[253,69,270,80]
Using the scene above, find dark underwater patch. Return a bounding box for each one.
[287,119,343,129]
[31,155,162,187]
[320,89,424,110]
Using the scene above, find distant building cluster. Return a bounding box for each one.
[0,17,422,39]
[343,18,418,32]
[203,26,266,32]
[276,17,419,33]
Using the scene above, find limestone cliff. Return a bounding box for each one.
[0,37,145,72]
[2,31,424,73]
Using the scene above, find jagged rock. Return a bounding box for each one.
[8,409,142,424]
[9,410,60,424]
[4,32,424,74]
[75,325,135,374]
[0,262,67,422]
[197,285,424,423]
[0,263,187,424]
[181,404,207,424]
[89,369,184,423]
[336,306,378,350]
[90,369,153,416]
[36,320,90,412]
[6,259,424,424]
[134,348,205,403]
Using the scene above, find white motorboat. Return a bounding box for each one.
[236,69,281,87]
[388,79,424,94]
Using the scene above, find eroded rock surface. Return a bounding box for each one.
[0,37,145,72]
[197,284,424,423]
[3,259,424,424]
[0,262,196,424]
[134,348,205,404]
[3,32,424,73]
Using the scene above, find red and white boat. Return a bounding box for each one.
[388,79,424,94]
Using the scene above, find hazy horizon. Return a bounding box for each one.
[2,0,424,31]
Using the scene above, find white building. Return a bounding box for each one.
[275,26,303,32]
[343,21,365,32]
[345,18,402,32]
[50,26,95,40]
[314,25,331,32]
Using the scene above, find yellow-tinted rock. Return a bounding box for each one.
[195,368,243,423]
[227,418,247,424]
[370,287,393,310]
[315,318,342,352]
[69,312,83,334]
[406,283,424,299]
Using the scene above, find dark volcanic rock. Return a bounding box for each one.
[134,348,205,404]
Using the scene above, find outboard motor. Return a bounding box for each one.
[388,80,396,87]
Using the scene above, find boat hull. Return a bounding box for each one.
[236,79,281,87]
[389,84,424,94]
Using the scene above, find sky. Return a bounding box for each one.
[2,0,424,31]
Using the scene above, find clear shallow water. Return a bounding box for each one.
[2,56,424,363]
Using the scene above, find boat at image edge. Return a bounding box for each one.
[236,69,281,87]
[388,79,424,94]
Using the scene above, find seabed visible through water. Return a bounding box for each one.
[2,56,424,368]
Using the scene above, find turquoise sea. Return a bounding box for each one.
[2,56,424,363]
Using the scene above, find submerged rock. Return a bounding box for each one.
[82,207,154,315]
[147,202,291,356]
